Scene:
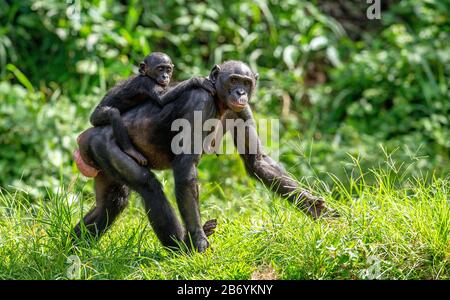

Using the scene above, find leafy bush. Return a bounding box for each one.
[0,80,97,196]
[307,0,449,174]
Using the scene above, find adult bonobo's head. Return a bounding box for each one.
[209,60,259,112]
[139,52,174,87]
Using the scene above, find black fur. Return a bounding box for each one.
[74,60,326,252]
[89,52,214,166]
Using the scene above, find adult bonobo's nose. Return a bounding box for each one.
[237,88,245,96]
[162,74,169,80]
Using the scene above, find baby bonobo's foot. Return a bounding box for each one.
[203,219,217,237]
[125,148,147,166]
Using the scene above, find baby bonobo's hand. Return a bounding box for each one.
[194,77,215,96]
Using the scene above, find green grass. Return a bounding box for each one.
[0,158,448,280]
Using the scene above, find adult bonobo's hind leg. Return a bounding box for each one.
[94,142,186,249]
[73,173,129,239]
[172,154,209,252]
[137,171,187,249]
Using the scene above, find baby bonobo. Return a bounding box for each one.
[89,52,214,166]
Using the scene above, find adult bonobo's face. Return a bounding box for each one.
[139,52,174,87]
[209,61,259,112]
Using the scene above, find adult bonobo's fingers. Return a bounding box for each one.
[320,206,340,219]
[294,192,326,219]
[203,219,218,237]
[308,196,325,219]
[302,195,339,220]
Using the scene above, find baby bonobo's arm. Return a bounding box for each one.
[89,79,148,166]
[155,77,215,106]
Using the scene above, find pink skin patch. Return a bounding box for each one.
[73,148,99,178]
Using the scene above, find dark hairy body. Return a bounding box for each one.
[75,61,328,252]
[89,52,213,166]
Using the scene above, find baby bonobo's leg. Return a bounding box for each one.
[109,108,148,166]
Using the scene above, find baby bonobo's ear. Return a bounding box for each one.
[139,62,147,75]
[209,64,221,84]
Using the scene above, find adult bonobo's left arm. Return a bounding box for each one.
[229,106,327,219]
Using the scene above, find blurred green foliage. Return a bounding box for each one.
[0,0,448,196]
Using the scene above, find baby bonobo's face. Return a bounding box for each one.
[140,52,174,88]
[151,62,173,87]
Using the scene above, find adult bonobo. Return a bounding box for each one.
[75,60,328,252]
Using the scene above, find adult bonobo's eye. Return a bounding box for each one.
[230,77,237,85]
[158,66,164,72]
[167,67,173,73]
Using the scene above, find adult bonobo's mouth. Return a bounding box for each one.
[228,96,248,111]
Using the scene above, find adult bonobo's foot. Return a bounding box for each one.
[203,219,218,237]
[124,148,148,166]
[187,231,210,253]
[185,219,217,253]
[195,236,210,253]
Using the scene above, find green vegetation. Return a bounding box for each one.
[1,160,448,279]
[0,0,448,279]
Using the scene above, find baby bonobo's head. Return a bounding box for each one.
[139,52,174,87]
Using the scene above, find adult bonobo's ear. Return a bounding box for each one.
[139,62,147,75]
[209,64,221,84]
[254,72,259,81]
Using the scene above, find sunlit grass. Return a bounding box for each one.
[0,158,448,279]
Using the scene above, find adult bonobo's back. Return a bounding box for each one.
[77,87,215,171]
[120,83,217,167]
[73,60,331,253]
